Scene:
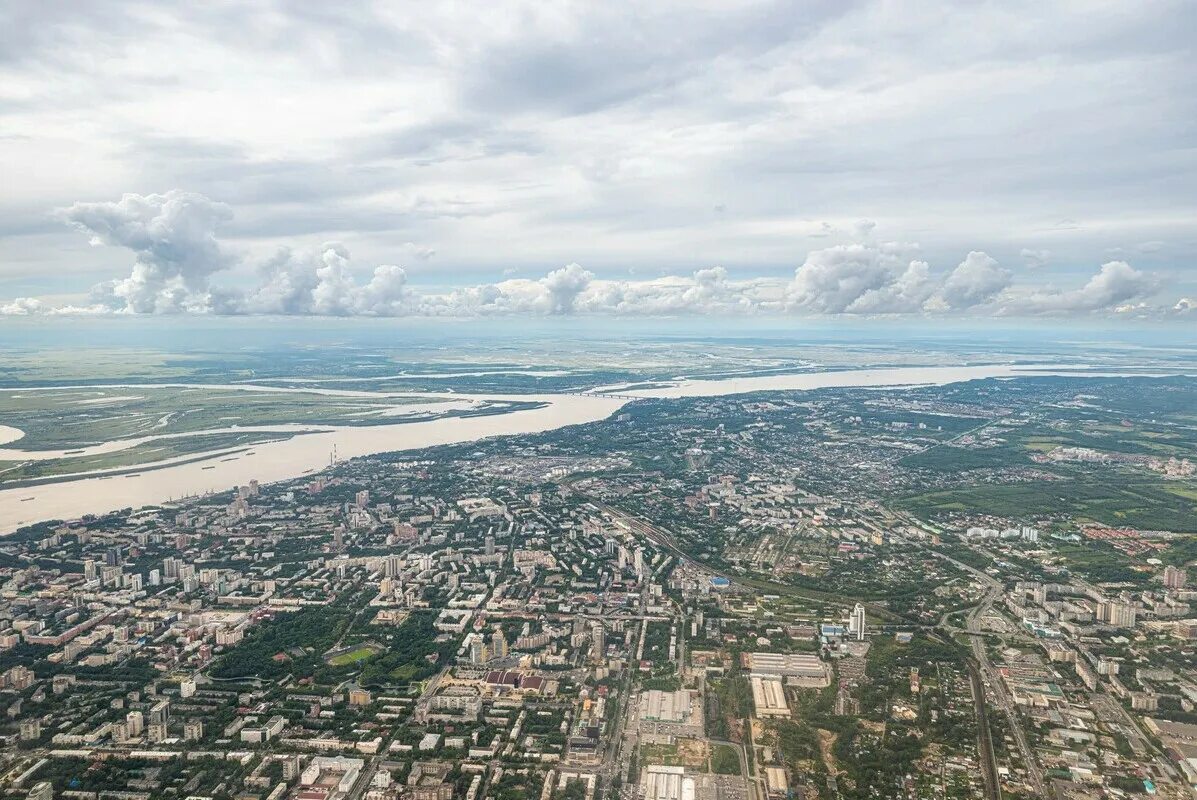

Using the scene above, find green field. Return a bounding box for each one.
[327,645,381,666]
[898,477,1197,532]
[710,744,743,775]
[0,384,469,485]
[0,386,446,450]
[0,432,291,486]
[640,742,682,766]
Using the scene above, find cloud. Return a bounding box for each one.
[932,251,1012,311]
[399,242,436,261]
[787,243,916,313]
[846,260,936,314]
[1008,260,1155,315]
[235,243,414,316]
[851,219,877,241]
[572,266,767,316]
[1,191,1183,320]
[541,263,594,314]
[1020,248,1051,269]
[0,297,45,315]
[2,2,1194,290]
[57,191,234,314]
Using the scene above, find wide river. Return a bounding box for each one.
[0,363,1160,533]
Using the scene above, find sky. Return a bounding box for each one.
[0,0,1194,319]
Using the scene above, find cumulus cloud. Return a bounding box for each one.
[851,219,877,241]
[787,243,916,313]
[1009,261,1155,314]
[0,297,46,315]
[0,192,1181,319]
[933,251,1012,311]
[570,267,768,316]
[541,263,594,314]
[235,243,414,316]
[58,191,234,314]
[846,260,936,314]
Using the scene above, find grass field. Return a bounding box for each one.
[898,476,1197,532]
[0,348,204,383]
[0,384,468,484]
[0,386,447,450]
[327,645,380,666]
[710,744,743,775]
[640,743,682,766]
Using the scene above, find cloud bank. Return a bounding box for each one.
[0,191,1182,319]
[0,2,1194,297]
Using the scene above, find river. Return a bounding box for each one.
[0,363,1169,533]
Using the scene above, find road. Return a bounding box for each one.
[893,517,1043,797]
[591,493,1035,797]
[591,497,903,623]
[933,546,1046,797]
[961,583,1004,800]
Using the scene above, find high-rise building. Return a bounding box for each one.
[148,722,168,743]
[1163,565,1187,590]
[490,629,508,661]
[19,719,41,740]
[591,622,606,662]
[101,565,122,588]
[484,535,495,556]
[1098,600,1137,628]
[183,719,204,741]
[126,710,145,737]
[149,699,170,727]
[283,754,304,781]
[849,603,866,641]
[469,636,486,665]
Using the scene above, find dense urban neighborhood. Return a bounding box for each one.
[1,375,1195,800]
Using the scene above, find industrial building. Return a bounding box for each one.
[640,689,694,723]
[743,652,831,687]
[641,765,697,800]
[750,676,790,717]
